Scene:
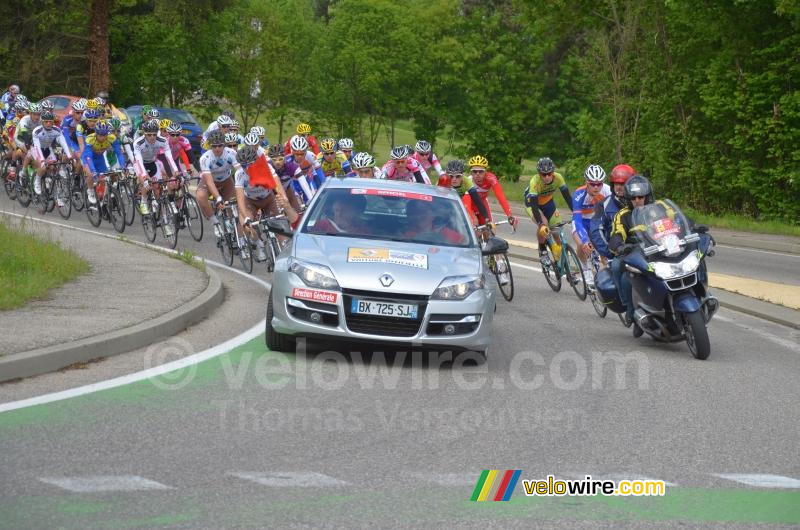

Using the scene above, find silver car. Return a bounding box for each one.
[266,178,502,359]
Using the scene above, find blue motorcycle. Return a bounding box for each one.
[596,199,718,359]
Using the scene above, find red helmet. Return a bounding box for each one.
[610,164,636,184]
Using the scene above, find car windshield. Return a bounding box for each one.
[631,199,692,248]
[302,187,473,247]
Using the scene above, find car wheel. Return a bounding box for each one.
[266,290,296,353]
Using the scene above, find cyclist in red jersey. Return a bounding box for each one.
[460,155,518,229]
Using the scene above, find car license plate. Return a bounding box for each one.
[350,298,418,319]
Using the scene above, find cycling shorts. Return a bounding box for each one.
[525,200,560,226]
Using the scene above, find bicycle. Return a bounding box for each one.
[215,198,252,272]
[475,219,515,302]
[35,158,72,216]
[137,177,179,248]
[85,170,127,233]
[587,248,607,318]
[173,176,203,242]
[246,212,291,273]
[538,220,587,301]
[0,144,16,200]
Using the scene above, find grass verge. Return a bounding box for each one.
[0,217,90,311]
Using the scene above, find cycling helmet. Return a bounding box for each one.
[8,84,19,93]
[467,155,489,168]
[296,123,312,134]
[84,108,100,120]
[166,122,181,134]
[207,130,226,146]
[229,119,240,130]
[351,152,375,169]
[610,164,636,184]
[40,110,55,121]
[15,101,29,112]
[319,138,337,153]
[236,145,259,166]
[15,94,28,103]
[623,175,654,205]
[159,118,172,130]
[85,99,99,110]
[584,164,606,182]
[249,126,266,136]
[141,104,153,115]
[537,157,556,174]
[243,132,260,146]
[445,159,466,175]
[414,140,431,154]
[71,99,87,111]
[92,97,105,108]
[216,114,233,126]
[145,108,160,119]
[267,144,284,158]
[28,103,42,114]
[390,146,409,160]
[338,137,354,150]
[96,90,109,100]
[141,119,160,133]
[94,121,112,135]
[39,99,54,111]
[289,134,308,151]
[224,131,239,145]
[109,117,122,130]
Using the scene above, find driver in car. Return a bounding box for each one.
[401,199,465,245]
[312,194,372,236]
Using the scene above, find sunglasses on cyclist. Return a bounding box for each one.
[323,151,335,156]
[470,169,485,174]
[211,143,224,148]
[587,182,603,187]
[144,133,157,137]
[631,195,646,201]
[540,171,554,177]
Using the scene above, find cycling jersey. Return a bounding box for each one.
[571,183,611,243]
[285,150,325,189]
[14,115,41,146]
[32,125,72,158]
[76,121,96,141]
[234,167,273,200]
[525,172,568,206]
[133,134,178,178]
[411,151,445,178]
[380,158,429,183]
[60,115,80,152]
[81,133,126,175]
[467,171,513,220]
[199,147,239,182]
[316,151,354,177]
[590,194,624,259]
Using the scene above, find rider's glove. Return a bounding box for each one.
[508,216,518,228]
[215,196,223,207]
[244,217,252,226]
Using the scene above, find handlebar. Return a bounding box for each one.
[475,219,516,234]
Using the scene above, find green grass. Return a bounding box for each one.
[683,208,800,237]
[0,218,90,311]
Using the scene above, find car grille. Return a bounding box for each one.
[342,290,428,337]
[666,273,697,291]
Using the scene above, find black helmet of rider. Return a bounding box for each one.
[445,159,465,175]
[537,157,555,174]
[623,175,654,207]
[237,145,259,166]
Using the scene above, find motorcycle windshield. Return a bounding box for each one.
[631,199,692,252]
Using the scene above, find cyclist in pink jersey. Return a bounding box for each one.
[380,146,429,183]
[410,140,445,181]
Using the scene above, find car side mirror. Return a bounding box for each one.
[266,218,294,238]
[481,236,509,256]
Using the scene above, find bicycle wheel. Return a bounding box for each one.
[34,180,47,215]
[141,200,158,242]
[183,194,204,241]
[45,178,56,213]
[493,252,514,301]
[85,188,102,227]
[563,245,587,301]
[540,246,562,292]
[16,171,31,207]
[108,186,126,233]
[3,159,17,200]
[54,176,72,219]
[71,174,85,211]
[219,232,235,266]
[118,181,136,226]
[589,289,608,317]
[160,198,179,249]
[238,234,254,274]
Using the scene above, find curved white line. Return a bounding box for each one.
[715,244,800,259]
[0,210,272,413]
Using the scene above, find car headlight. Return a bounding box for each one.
[432,275,485,300]
[289,258,340,290]
[652,253,700,280]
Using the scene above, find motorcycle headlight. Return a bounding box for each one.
[652,253,700,280]
[289,258,340,290]
[432,275,485,300]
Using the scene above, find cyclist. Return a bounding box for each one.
[524,157,573,264]
[283,122,319,155]
[165,121,196,176]
[4,101,29,178]
[14,102,43,177]
[351,151,383,179]
[201,114,233,148]
[249,126,270,148]
[196,129,241,237]
[1,84,20,120]
[438,159,491,222]
[229,119,244,144]
[590,163,635,261]
[381,146,428,183]
[411,140,445,182]
[338,137,355,164]
[38,99,59,126]
[461,155,518,229]
[81,120,126,205]
[317,138,355,178]
[30,110,73,195]
[76,108,100,151]
[235,145,280,263]
[133,119,178,213]
[572,164,611,285]
[131,104,156,133]
[285,134,325,195]
[267,143,304,214]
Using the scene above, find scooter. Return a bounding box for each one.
[596,199,718,359]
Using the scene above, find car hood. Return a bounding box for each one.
[293,233,482,295]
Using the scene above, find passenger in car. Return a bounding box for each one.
[402,199,465,245]
[312,194,372,236]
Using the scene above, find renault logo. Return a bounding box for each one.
[379,274,394,287]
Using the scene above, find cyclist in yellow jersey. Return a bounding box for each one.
[316,138,355,178]
[524,157,573,263]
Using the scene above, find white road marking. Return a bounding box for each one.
[229,471,349,487]
[713,474,800,488]
[562,472,677,487]
[715,314,800,353]
[0,211,272,413]
[716,245,800,259]
[510,261,542,273]
[39,475,173,492]
[407,473,480,486]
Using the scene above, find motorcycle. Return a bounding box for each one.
[596,199,718,359]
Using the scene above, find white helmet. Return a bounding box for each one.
[243,132,260,146]
[338,137,354,150]
[584,164,606,183]
[216,114,234,126]
[249,126,266,136]
[351,152,375,169]
[290,134,308,151]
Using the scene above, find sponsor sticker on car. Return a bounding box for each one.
[291,287,338,304]
[350,188,433,201]
[347,248,428,269]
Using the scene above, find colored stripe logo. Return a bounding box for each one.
[470,470,522,501]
